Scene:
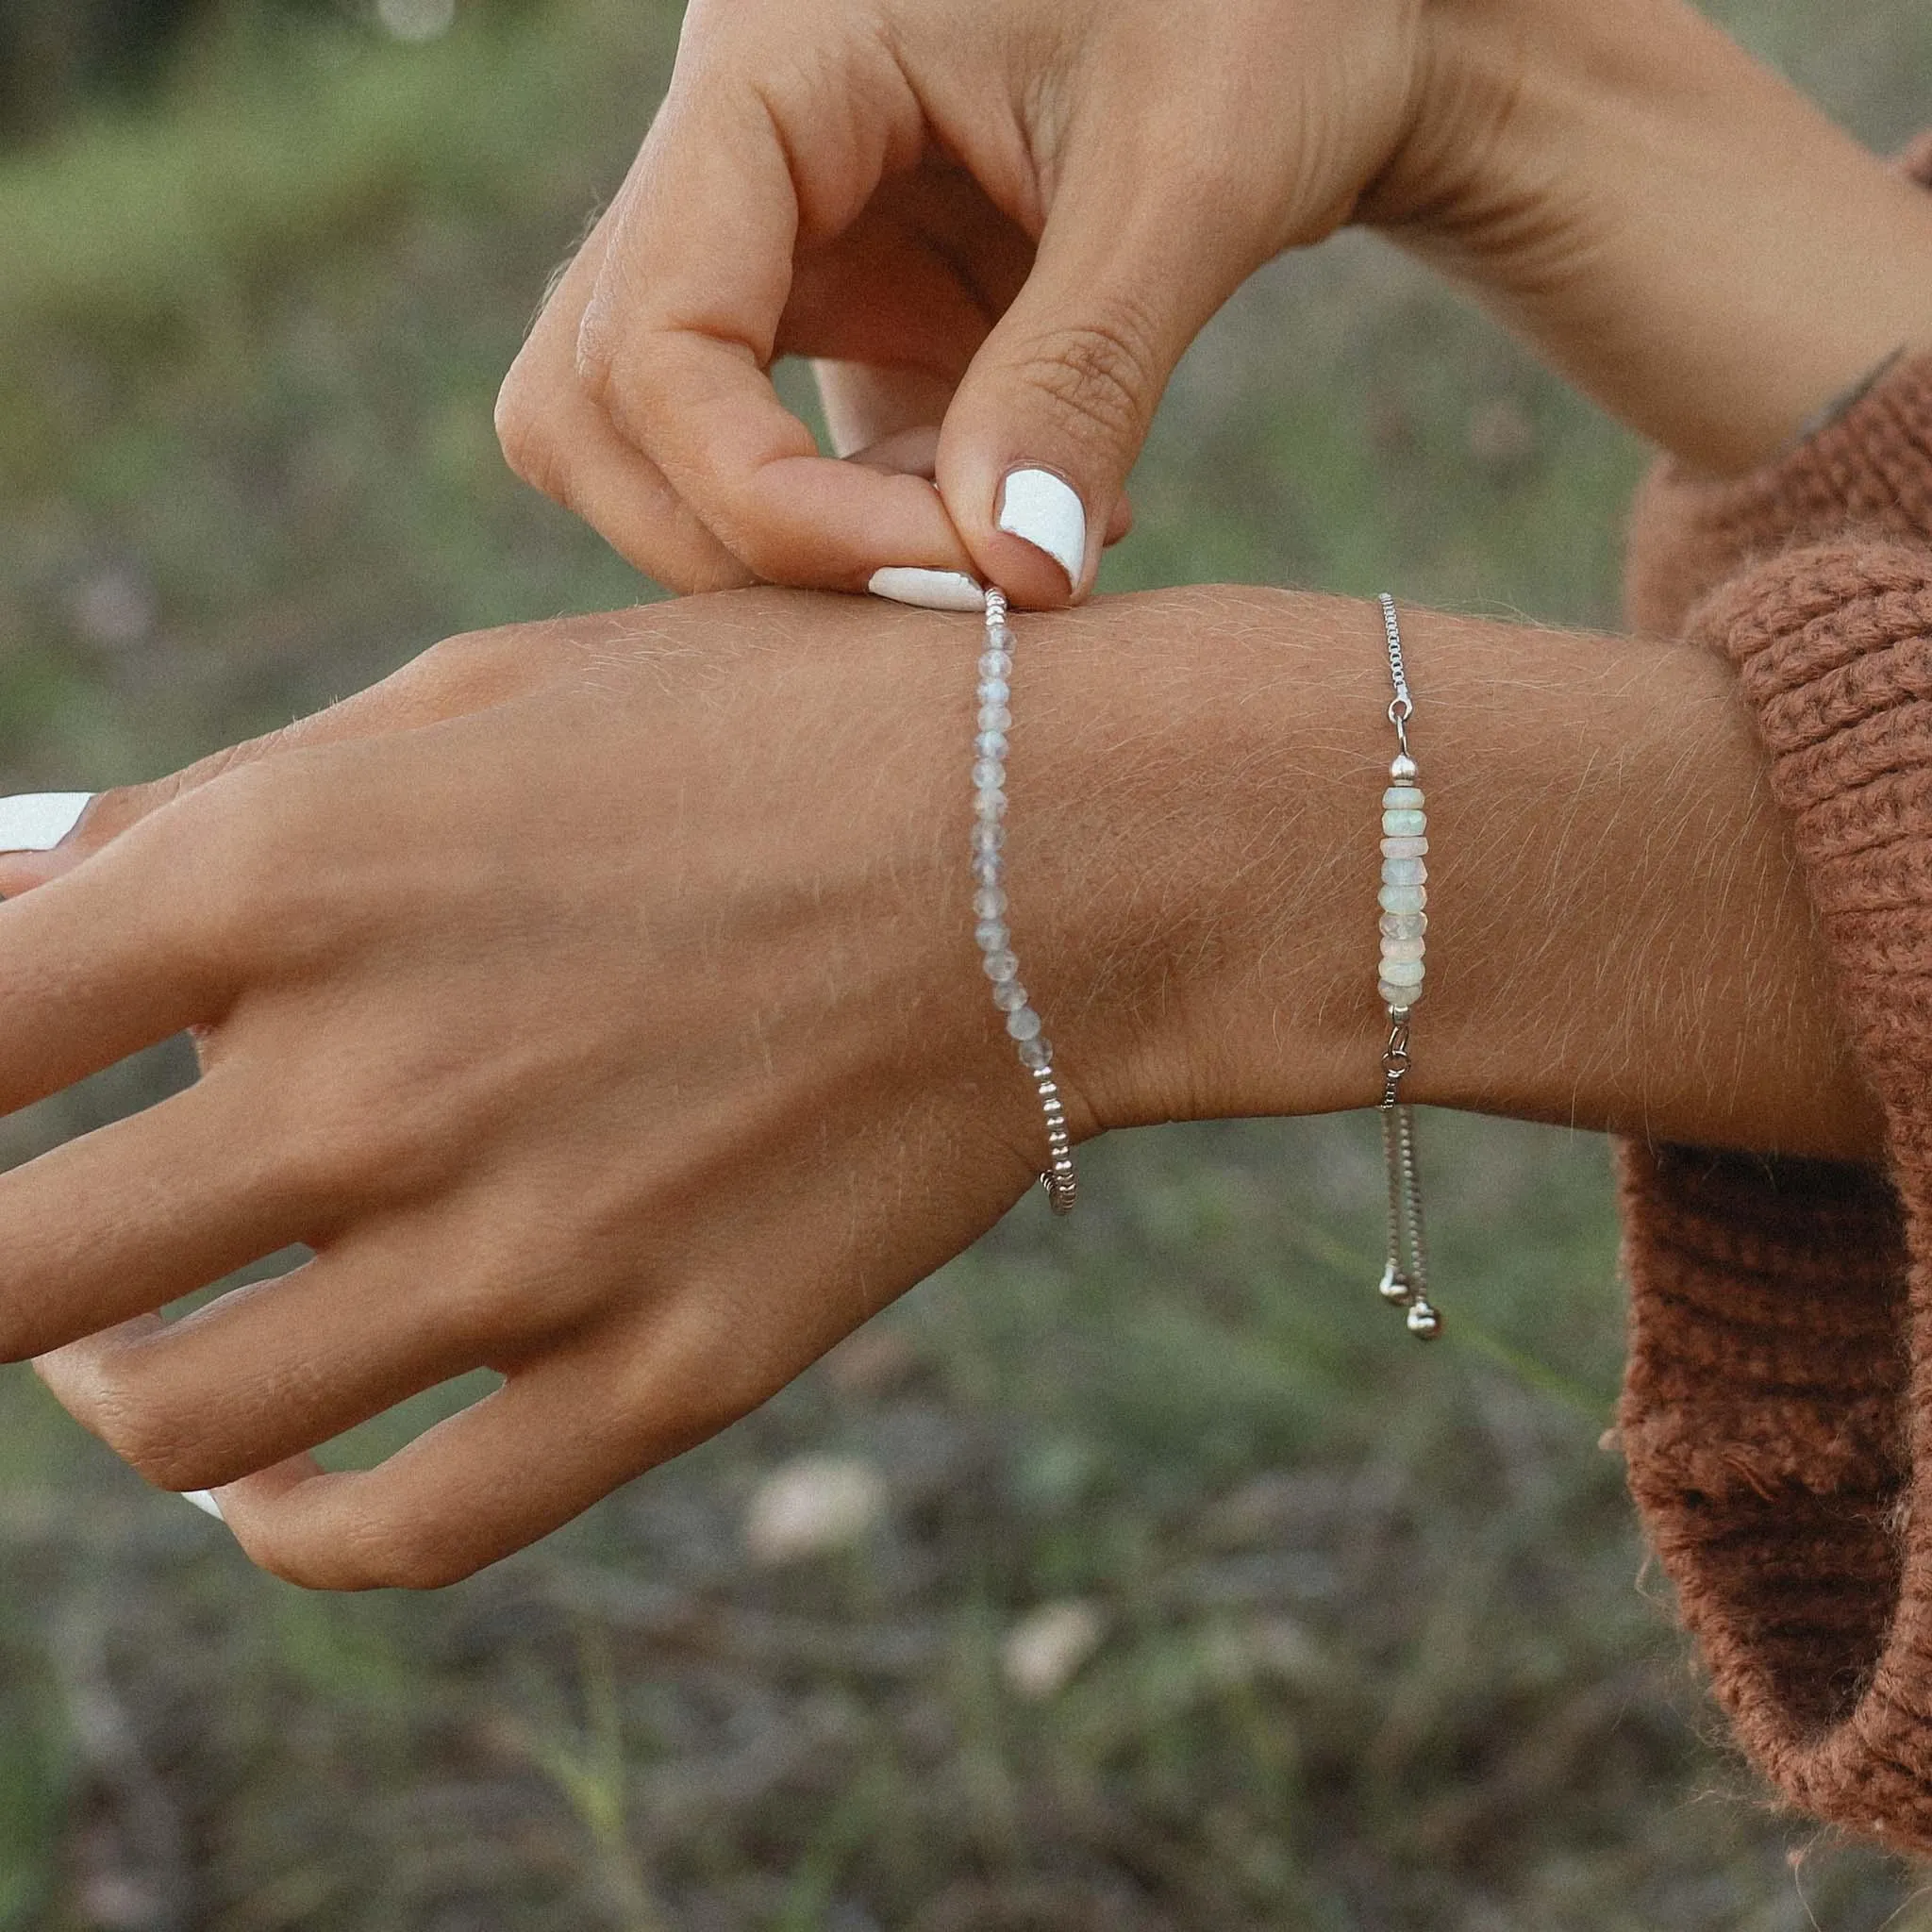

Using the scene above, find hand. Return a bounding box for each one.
[0,582,1885,1589]
[495,0,1427,607]
[499,0,1932,598]
[0,591,1163,1589]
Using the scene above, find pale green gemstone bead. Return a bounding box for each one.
[1378,883,1426,914]
[972,758,1005,791]
[977,678,1010,707]
[1383,808,1426,838]
[1380,937,1425,964]
[975,788,1008,819]
[1380,911,1426,940]
[978,703,1012,732]
[1381,858,1426,887]
[1380,980,1422,1010]
[1382,786,1424,810]
[1381,835,1428,858]
[979,649,1013,681]
[1380,956,1425,986]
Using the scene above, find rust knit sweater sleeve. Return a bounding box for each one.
[1615,140,1932,1853]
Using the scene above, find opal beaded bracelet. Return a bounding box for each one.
[971,589,1076,1212]
[1374,593,1440,1339]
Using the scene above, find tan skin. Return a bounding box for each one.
[0,0,1919,1587]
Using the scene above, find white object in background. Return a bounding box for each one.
[0,792,92,853]
[1002,1599,1108,1700]
[181,1491,225,1521]
[743,1454,889,1565]
[867,567,987,612]
[996,470,1086,589]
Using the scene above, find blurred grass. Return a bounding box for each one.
[4,1,1932,1927]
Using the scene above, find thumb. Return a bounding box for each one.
[0,622,573,894]
[935,175,1250,608]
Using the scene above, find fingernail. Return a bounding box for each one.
[867,567,985,612]
[0,792,92,853]
[996,470,1086,589]
[182,1490,225,1521]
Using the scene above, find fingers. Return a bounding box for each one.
[501,71,974,591]
[33,1221,504,1495]
[209,1329,672,1591]
[0,1071,328,1363]
[936,158,1250,606]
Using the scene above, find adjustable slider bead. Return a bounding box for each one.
[1378,1261,1415,1306]
[1406,1300,1442,1340]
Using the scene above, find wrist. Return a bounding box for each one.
[1386,0,1932,473]
[1020,588,1882,1162]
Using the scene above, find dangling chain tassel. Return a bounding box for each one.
[1373,593,1441,1340]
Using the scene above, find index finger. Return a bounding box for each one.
[580,72,975,591]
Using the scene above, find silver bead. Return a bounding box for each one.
[1390,753,1417,782]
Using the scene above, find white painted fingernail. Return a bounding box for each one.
[182,1490,225,1521]
[0,792,92,853]
[996,470,1086,589]
[867,567,986,612]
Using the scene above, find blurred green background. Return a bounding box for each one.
[3,3,1931,1926]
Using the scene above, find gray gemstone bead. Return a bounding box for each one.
[987,624,1015,651]
[992,980,1028,1012]
[972,823,1005,855]
[975,789,1008,819]
[1006,1006,1043,1041]
[974,921,1010,952]
[982,950,1020,982]
[979,650,1013,681]
[1017,1038,1051,1071]
[978,704,1013,733]
[975,731,1009,760]
[976,678,1010,707]
[973,886,1008,919]
[972,758,1006,791]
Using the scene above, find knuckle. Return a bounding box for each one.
[1014,296,1163,455]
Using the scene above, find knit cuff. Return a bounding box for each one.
[1619,541,1932,1851]
[1624,137,1932,639]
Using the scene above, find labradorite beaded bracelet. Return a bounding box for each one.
[1374,592,1440,1338]
[970,589,1076,1212]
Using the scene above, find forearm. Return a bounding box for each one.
[1386,0,1932,475]
[1024,587,1882,1159]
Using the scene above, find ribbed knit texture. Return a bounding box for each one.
[1618,142,1932,1844]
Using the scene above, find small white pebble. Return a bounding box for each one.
[1003,1599,1108,1700]
[744,1455,889,1566]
